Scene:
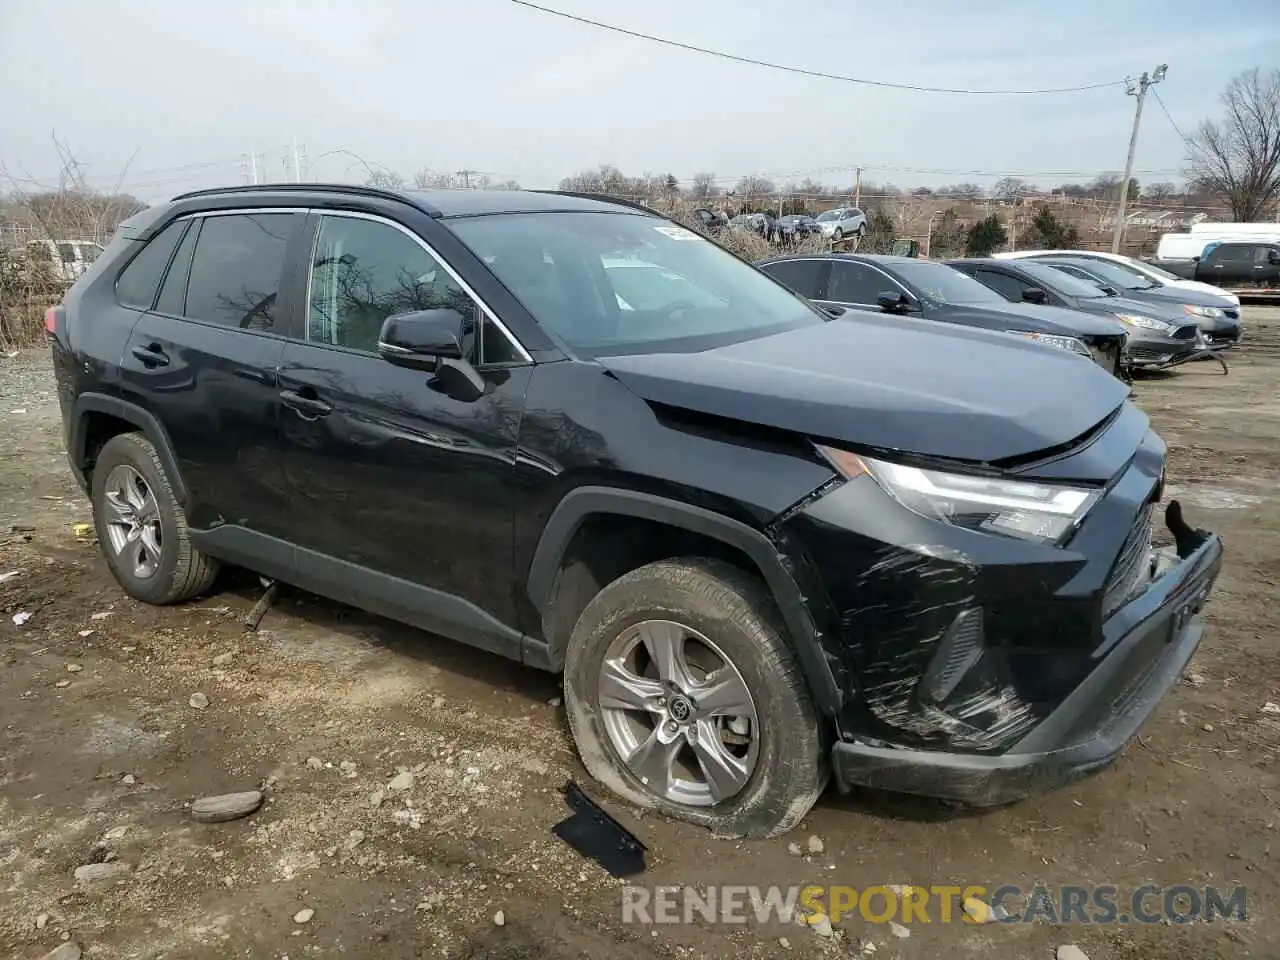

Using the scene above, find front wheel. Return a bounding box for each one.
[563,558,828,838]
[832,227,844,242]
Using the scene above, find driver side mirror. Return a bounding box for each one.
[876,290,912,314]
[1021,287,1048,304]
[1098,285,1120,296]
[378,309,465,368]
[378,308,484,401]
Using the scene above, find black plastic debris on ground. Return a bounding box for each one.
[552,780,647,877]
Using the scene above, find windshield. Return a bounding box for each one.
[816,211,841,222]
[1022,261,1109,298]
[890,260,1008,305]
[1127,259,1182,282]
[448,212,822,356]
[1047,258,1155,290]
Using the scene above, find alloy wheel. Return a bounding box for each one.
[597,619,759,807]
[103,464,163,579]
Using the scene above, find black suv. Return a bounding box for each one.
[50,184,1222,838]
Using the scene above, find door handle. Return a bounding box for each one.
[130,344,169,367]
[279,389,333,419]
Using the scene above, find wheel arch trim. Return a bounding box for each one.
[526,486,841,713]
[70,393,188,504]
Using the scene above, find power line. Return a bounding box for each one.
[1150,88,1194,146]
[504,0,1127,96]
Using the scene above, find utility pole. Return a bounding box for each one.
[853,167,862,208]
[1111,63,1167,253]
[291,138,302,183]
[249,148,259,185]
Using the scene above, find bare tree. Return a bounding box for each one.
[992,177,1027,204]
[734,175,775,199]
[365,170,406,190]
[690,172,717,199]
[1187,68,1280,221]
[1144,181,1180,203]
[939,182,984,200]
[493,179,522,191]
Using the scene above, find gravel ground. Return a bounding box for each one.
[3,311,1280,959]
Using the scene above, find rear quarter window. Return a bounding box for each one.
[115,221,188,309]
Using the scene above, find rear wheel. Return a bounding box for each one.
[91,433,219,605]
[564,558,828,838]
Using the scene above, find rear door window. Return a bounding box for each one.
[115,221,188,309]
[183,212,303,332]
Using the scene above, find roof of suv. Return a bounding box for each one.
[168,183,653,219]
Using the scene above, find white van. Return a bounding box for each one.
[1189,222,1280,237]
[4,239,105,286]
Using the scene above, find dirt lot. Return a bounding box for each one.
[3,312,1279,960]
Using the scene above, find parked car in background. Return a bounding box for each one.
[1151,241,1280,291]
[1034,256,1240,350]
[775,215,819,243]
[692,207,729,235]
[1156,226,1280,261]
[996,249,1240,306]
[728,212,777,242]
[948,257,1211,371]
[3,238,105,287]
[813,207,867,242]
[758,253,1129,378]
[48,183,1222,836]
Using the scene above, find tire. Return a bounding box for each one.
[563,558,828,838]
[856,224,867,238]
[91,432,219,605]
[832,227,844,242]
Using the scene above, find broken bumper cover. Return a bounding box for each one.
[830,531,1223,806]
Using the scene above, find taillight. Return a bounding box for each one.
[44,307,58,334]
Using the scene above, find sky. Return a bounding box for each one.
[2,0,1278,203]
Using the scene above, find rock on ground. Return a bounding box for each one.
[41,943,82,960]
[74,862,129,883]
[191,791,264,823]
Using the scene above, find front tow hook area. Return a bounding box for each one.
[1165,499,1211,559]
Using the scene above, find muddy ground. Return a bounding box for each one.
[3,311,1279,960]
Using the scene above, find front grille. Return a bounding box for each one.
[1102,504,1155,618]
[1128,342,1175,361]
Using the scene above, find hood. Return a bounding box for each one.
[1079,293,1190,325]
[1178,279,1240,304]
[600,315,1130,464]
[1124,284,1238,309]
[939,301,1127,337]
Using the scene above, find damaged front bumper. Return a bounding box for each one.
[829,524,1223,806]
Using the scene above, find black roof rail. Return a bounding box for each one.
[169,182,438,214]
[531,190,659,216]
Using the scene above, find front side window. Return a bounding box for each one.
[889,260,1007,305]
[1052,258,1151,290]
[448,212,820,356]
[116,220,187,309]
[826,261,889,304]
[307,216,517,362]
[1018,261,1107,298]
[971,268,1034,302]
[184,213,302,331]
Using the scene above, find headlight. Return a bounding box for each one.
[1114,313,1175,334]
[1004,330,1091,358]
[1183,304,1223,319]
[818,447,1101,545]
